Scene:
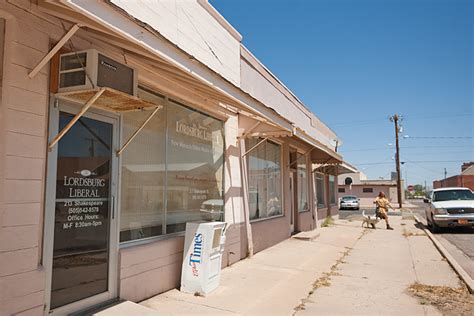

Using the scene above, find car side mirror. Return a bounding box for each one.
[423,198,430,203]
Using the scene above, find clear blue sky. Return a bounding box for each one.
[212,0,473,187]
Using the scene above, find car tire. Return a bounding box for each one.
[355,207,360,210]
[430,217,442,233]
[426,218,432,228]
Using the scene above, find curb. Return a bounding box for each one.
[414,215,474,293]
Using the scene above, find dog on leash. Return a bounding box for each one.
[361,210,380,229]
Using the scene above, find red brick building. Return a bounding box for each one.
[433,162,474,190]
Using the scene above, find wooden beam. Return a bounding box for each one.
[239,138,254,257]
[48,88,105,150]
[287,147,316,168]
[240,121,261,138]
[243,131,292,138]
[116,106,163,156]
[242,137,268,157]
[28,24,81,79]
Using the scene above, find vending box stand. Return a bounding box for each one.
[180,221,227,295]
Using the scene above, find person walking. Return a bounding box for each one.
[374,192,394,230]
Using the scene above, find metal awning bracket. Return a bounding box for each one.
[242,137,268,157]
[116,105,163,156]
[48,88,105,151]
[28,24,81,79]
[240,121,261,138]
[287,146,316,168]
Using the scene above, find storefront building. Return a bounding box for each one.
[0,1,352,315]
[338,172,404,206]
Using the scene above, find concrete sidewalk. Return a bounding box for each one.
[139,217,464,315]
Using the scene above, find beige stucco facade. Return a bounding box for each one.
[338,172,405,206]
[0,1,347,315]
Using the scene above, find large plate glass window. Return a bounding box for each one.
[119,90,166,242]
[315,173,326,208]
[120,89,225,242]
[329,175,336,205]
[246,138,282,220]
[296,152,308,212]
[166,100,225,233]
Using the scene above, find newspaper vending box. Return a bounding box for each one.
[180,221,227,295]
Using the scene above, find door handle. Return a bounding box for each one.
[111,196,116,219]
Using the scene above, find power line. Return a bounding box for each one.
[403,160,443,175]
[403,136,473,139]
[341,145,470,152]
[354,159,468,166]
[401,150,473,156]
[330,112,473,127]
[406,112,473,120]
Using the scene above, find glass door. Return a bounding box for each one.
[44,103,118,314]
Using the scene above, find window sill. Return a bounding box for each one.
[119,230,185,249]
[298,209,311,213]
[250,213,284,224]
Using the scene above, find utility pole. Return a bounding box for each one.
[390,114,403,208]
[444,168,447,179]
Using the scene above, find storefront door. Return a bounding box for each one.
[44,102,119,314]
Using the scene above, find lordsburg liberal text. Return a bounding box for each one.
[63,175,106,198]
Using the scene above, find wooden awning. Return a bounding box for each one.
[55,87,158,112]
[49,87,162,153]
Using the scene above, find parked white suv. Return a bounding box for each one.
[425,187,474,232]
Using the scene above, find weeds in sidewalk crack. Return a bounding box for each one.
[402,227,426,237]
[294,302,306,311]
[293,230,369,314]
[407,282,474,315]
[321,216,334,227]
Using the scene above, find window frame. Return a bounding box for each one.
[119,87,226,245]
[314,171,326,209]
[363,187,374,193]
[247,137,284,223]
[296,150,310,213]
[328,174,337,205]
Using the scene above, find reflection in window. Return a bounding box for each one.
[315,173,326,208]
[120,94,166,242]
[120,89,225,242]
[329,175,336,205]
[246,138,282,220]
[166,101,224,234]
[297,153,308,212]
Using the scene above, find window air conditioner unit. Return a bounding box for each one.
[58,49,137,96]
